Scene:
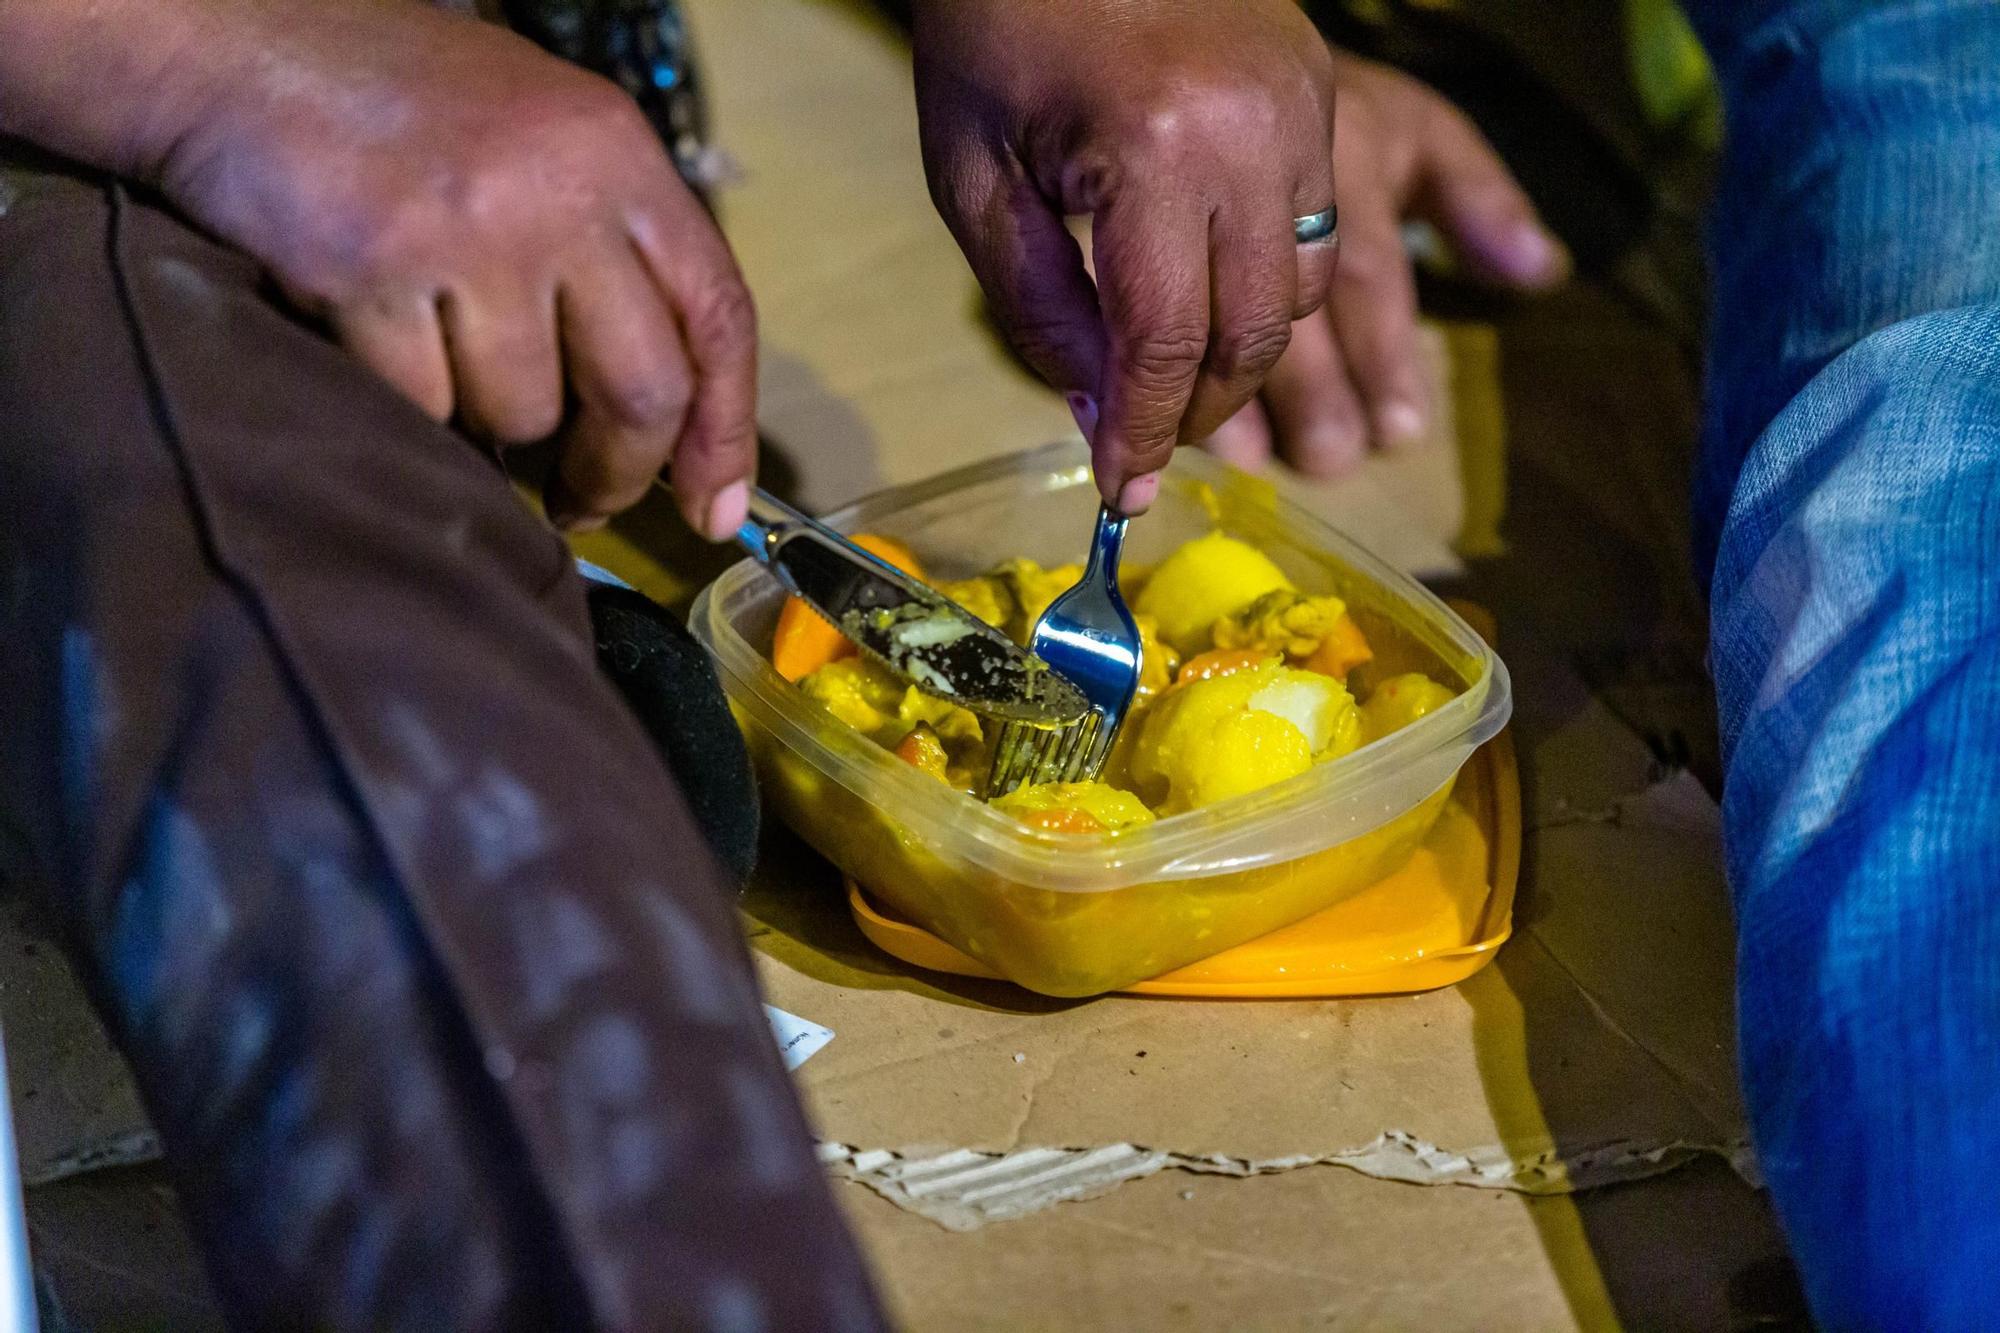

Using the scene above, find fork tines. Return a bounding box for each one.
[986,709,1113,800]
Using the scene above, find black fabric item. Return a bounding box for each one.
[587,584,760,887]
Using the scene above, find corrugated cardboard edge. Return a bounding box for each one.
[821,1133,1761,1233]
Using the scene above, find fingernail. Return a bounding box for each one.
[1503,223,1568,285]
[1066,392,1099,442]
[1115,472,1160,516]
[705,480,749,542]
[1379,401,1426,448]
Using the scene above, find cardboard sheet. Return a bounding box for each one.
[0,901,158,1186]
[0,0,1782,1325]
[672,6,1773,1321]
[750,740,1750,1233]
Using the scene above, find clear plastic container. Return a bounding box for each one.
[691,442,1512,997]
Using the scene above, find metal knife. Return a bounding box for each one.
[735,488,1089,727]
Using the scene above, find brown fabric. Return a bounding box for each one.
[0,159,883,1331]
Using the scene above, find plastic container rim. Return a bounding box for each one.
[690,441,1512,891]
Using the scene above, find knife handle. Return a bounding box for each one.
[644,475,805,563]
[735,486,818,564]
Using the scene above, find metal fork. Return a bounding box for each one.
[985,505,1143,799]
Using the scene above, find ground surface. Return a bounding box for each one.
[12,2,1811,1328]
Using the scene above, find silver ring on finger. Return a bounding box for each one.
[1292,206,1338,247]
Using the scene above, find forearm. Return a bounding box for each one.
[0,0,258,178]
[0,0,439,185]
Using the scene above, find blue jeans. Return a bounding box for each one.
[1688,1,2000,1324]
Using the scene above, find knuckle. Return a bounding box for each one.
[687,274,757,348]
[1057,152,1123,210]
[1000,309,1094,381]
[602,369,692,432]
[512,77,650,154]
[1122,434,1178,474]
[1122,326,1209,394]
[1208,318,1292,384]
[1131,101,1192,158]
[668,431,743,485]
[1127,80,1278,160]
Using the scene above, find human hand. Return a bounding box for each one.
[911,0,1339,514]
[149,0,756,537]
[1208,50,1567,476]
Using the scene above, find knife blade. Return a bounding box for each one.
[736,488,1089,727]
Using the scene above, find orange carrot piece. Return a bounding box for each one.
[1302,613,1374,679]
[771,533,923,681]
[893,724,951,783]
[1172,648,1274,688]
